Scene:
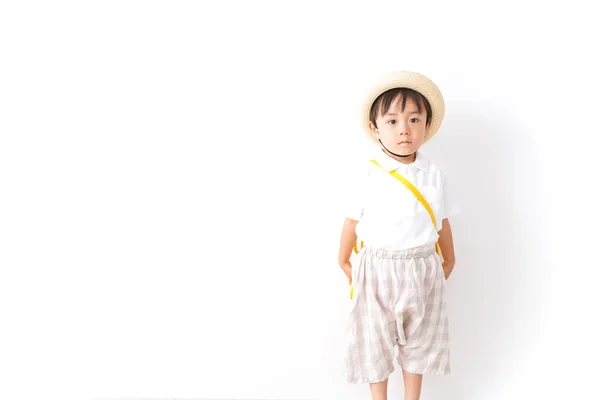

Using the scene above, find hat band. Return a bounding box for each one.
[379,139,414,158]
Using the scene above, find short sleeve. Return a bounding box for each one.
[344,163,367,221]
[441,172,460,220]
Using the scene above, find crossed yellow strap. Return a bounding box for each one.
[350,159,442,299]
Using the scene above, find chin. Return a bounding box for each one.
[395,148,414,155]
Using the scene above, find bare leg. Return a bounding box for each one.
[402,369,423,400]
[369,379,388,400]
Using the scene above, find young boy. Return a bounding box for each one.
[338,71,459,400]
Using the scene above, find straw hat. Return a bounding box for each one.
[360,71,445,144]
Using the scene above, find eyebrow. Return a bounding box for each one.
[384,110,422,116]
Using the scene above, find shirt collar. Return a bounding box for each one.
[371,148,429,172]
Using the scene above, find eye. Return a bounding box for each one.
[410,118,419,123]
[387,120,396,125]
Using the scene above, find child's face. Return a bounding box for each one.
[369,96,428,158]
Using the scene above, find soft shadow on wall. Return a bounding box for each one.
[415,109,549,400]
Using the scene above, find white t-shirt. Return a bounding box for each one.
[346,148,460,250]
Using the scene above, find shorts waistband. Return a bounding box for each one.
[363,243,436,260]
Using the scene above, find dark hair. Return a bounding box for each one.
[369,88,432,129]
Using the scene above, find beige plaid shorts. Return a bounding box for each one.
[345,243,450,384]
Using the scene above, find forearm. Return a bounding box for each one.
[338,218,359,266]
[438,218,456,264]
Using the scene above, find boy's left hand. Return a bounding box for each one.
[442,260,455,280]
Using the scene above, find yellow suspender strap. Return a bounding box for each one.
[353,240,364,254]
[368,159,442,257]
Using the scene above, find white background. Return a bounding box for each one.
[1,1,599,399]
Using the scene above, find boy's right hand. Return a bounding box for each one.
[340,261,352,284]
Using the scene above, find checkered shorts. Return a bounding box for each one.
[345,243,450,384]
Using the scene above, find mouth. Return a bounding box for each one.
[398,141,412,145]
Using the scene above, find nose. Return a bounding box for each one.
[396,120,410,135]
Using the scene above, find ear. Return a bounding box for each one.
[368,121,380,140]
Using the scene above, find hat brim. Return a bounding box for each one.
[360,71,445,144]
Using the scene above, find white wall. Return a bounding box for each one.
[1,1,599,399]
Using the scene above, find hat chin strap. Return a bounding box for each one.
[379,139,414,158]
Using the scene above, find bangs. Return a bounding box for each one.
[369,88,432,127]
